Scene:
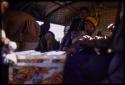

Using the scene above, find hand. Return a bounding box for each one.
[1,37,10,45]
[66,48,76,55]
[78,36,94,46]
[78,37,88,44]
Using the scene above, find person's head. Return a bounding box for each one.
[84,17,97,35]
[1,0,9,15]
[41,21,50,32]
[40,21,50,36]
[79,7,90,19]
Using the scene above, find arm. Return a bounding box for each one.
[78,35,110,48]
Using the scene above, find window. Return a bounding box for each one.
[36,21,65,43]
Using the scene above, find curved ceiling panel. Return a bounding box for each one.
[8,1,120,26]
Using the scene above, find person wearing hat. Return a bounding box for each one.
[64,16,98,55]
[63,15,112,83]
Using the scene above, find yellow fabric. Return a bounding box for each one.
[86,17,98,28]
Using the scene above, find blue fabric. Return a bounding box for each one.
[2,56,9,64]
[1,46,9,64]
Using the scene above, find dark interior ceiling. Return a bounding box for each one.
[9,1,120,26]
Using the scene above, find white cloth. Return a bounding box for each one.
[6,52,17,64]
[2,41,17,64]
[8,41,17,51]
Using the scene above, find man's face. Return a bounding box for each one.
[80,10,89,19]
[84,21,95,35]
[1,1,9,14]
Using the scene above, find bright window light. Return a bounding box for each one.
[36,21,44,26]
[36,21,65,42]
[49,23,64,42]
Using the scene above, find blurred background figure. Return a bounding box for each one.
[59,7,90,52]
[35,21,59,52]
[1,0,40,51]
[63,16,107,84]
[101,2,123,84]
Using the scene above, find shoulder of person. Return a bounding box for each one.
[47,31,54,35]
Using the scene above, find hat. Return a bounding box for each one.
[86,17,98,28]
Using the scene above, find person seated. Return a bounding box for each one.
[45,31,59,51]
[35,21,59,52]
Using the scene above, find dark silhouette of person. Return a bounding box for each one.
[59,7,90,52]
[35,21,59,52]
